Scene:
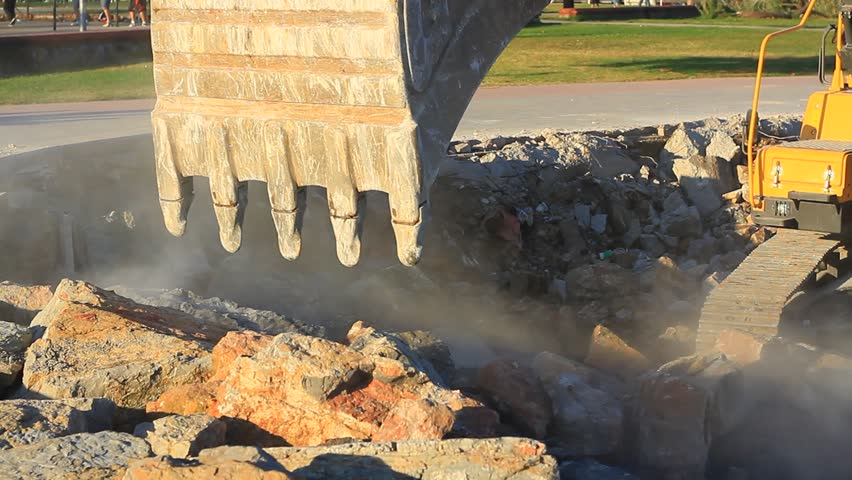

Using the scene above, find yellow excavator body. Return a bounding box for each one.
[748,2,852,232]
[696,0,852,349]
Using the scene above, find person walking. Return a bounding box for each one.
[4,0,19,27]
[100,0,111,27]
[128,0,148,27]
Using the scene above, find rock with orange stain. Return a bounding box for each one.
[211,331,275,381]
[210,331,497,446]
[22,279,234,409]
[215,333,380,446]
[373,398,454,442]
[147,382,220,417]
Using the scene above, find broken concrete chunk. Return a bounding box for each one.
[658,126,706,177]
[135,414,226,459]
[564,263,639,302]
[590,148,640,179]
[673,154,736,216]
[0,320,32,389]
[543,371,623,456]
[634,353,744,479]
[0,431,152,480]
[705,131,740,163]
[585,325,651,380]
[476,359,552,439]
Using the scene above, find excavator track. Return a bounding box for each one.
[696,229,842,351]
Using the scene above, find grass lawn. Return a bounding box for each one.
[0,63,154,104]
[0,22,823,104]
[484,22,823,86]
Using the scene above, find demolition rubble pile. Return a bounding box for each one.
[2,116,852,479]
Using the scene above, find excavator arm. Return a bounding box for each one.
[150,0,549,267]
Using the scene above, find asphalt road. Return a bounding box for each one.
[0,76,817,156]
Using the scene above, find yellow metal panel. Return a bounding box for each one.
[800,91,852,141]
[751,147,851,211]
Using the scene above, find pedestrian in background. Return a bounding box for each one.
[4,0,19,27]
[128,0,148,27]
[100,0,111,27]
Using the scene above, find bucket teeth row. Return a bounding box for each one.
[149,0,550,266]
[152,113,428,266]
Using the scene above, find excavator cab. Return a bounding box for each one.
[748,0,852,233]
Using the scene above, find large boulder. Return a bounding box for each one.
[125,438,559,479]
[124,456,293,480]
[0,320,33,388]
[0,431,152,479]
[0,398,114,448]
[633,353,744,479]
[658,126,708,178]
[0,281,53,326]
[165,330,497,447]
[476,359,553,439]
[544,372,623,456]
[585,325,651,380]
[22,280,234,409]
[705,131,740,163]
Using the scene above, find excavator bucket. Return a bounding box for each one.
[150,0,549,266]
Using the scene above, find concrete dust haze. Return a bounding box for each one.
[4,133,852,478]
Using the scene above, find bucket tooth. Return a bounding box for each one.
[153,115,194,237]
[208,126,246,254]
[263,123,304,260]
[329,197,365,268]
[150,0,551,265]
[271,189,306,261]
[324,127,364,267]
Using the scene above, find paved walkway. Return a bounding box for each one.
[0,19,148,36]
[0,76,817,156]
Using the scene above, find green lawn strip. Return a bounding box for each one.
[0,63,154,105]
[485,22,822,85]
[0,23,822,104]
[563,16,834,28]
